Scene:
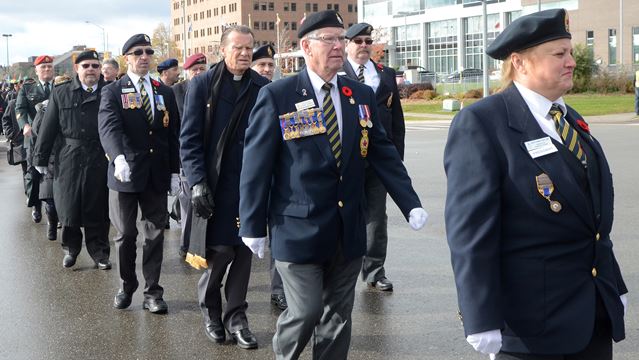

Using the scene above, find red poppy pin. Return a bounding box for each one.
[376,63,383,71]
[576,119,590,133]
[341,86,352,97]
[151,79,161,87]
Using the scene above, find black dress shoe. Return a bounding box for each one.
[230,328,258,349]
[96,259,112,270]
[271,294,288,310]
[62,254,76,268]
[368,277,393,291]
[113,290,133,309]
[143,298,168,314]
[204,319,226,344]
[178,248,187,259]
[32,209,42,223]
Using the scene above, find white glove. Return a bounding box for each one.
[113,154,131,182]
[466,329,502,355]
[169,173,180,196]
[408,207,428,230]
[35,166,48,175]
[242,237,266,259]
[621,294,628,317]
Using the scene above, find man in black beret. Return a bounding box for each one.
[444,8,627,359]
[99,33,180,314]
[32,50,112,270]
[342,22,405,293]
[238,9,427,359]
[157,58,179,86]
[251,44,276,81]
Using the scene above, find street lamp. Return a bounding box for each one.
[85,20,107,53]
[2,34,11,68]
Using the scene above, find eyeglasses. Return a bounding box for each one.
[308,34,346,45]
[352,38,373,45]
[127,49,155,56]
[80,63,101,69]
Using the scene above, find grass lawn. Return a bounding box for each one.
[401,93,635,117]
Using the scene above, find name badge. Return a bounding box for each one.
[121,88,135,94]
[524,137,558,159]
[295,99,316,111]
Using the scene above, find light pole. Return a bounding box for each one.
[2,34,11,67]
[85,20,107,53]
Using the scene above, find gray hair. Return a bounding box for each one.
[103,58,119,69]
[220,25,254,47]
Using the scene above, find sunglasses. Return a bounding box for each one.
[80,63,101,69]
[127,49,155,56]
[352,38,373,45]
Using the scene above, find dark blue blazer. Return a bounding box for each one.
[342,61,405,158]
[238,69,421,263]
[444,85,627,354]
[98,74,180,193]
[180,67,268,246]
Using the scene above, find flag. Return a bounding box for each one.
[494,21,500,29]
[300,13,306,25]
[188,23,193,32]
[276,13,281,25]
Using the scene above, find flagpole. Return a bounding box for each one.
[276,13,281,68]
[181,0,187,64]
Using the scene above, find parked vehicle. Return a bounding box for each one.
[442,68,484,83]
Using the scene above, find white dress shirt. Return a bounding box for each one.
[347,58,380,93]
[514,81,567,144]
[307,68,343,137]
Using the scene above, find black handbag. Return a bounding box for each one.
[6,142,26,165]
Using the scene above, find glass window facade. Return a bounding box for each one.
[586,30,594,56]
[464,14,499,71]
[395,23,422,68]
[633,27,639,64]
[428,19,458,74]
[608,28,617,65]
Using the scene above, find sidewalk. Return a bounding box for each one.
[404,112,639,125]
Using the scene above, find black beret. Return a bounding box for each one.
[345,23,373,39]
[252,44,275,61]
[122,33,152,55]
[157,58,178,73]
[75,50,99,64]
[298,10,344,39]
[487,8,571,60]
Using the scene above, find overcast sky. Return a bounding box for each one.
[0,1,169,64]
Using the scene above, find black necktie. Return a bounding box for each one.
[44,82,50,97]
[322,83,341,168]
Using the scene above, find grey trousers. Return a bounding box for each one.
[109,189,166,299]
[177,172,192,253]
[361,166,389,283]
[274,253,363,360]
[197,244,252,332]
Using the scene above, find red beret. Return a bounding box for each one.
[184,53,207,70]
[34,55,53,66]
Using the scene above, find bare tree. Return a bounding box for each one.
[151,23,180,61]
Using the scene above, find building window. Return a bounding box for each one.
[222,5,226,14]
[334,4,339,11]
[261,2,267,11]
[348,4,353,12]
[586,30,594,56]
[214,8,218,15]
[327,4,332,9]
[200,29,205,36]
[312,3,318,12]
[396,23,422,69]
[269,21,275,30]
[464,14,499,71]
[291,22,297,30]
[254,1,259,10]
[207,9,211,17]
[194,13,198,21]
[291,3,296,11]
[284,2,290,11]
[269,2,274,11]
[262,21,268,30]
[633,27,639,64]
[254,21,260,29]
[207,27,212,35]
[427,19,457,74]
[200,11,204,19]
[305,3,311,11]
[609,29,617,65]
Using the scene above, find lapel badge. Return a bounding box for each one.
[535,173,562,213]
[302,88,307,96]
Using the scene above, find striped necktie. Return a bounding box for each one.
[138,78,153,124]
[86,87,93,93]
[322,83,342,168]
[549,103,587,166]
[357,65,365,83]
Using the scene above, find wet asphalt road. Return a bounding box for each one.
[0,118,637,360]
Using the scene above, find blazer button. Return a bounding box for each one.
[149,149,154,154]
[339,176,342,182]
[149,130,153,135]
[338,201,343,208]
[591,267,597,277]
[595,233,600,241]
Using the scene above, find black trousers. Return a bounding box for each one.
[497,294,613,360]
[61,223,110,262]
[197,244,252,333]
[109,189,166,300]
